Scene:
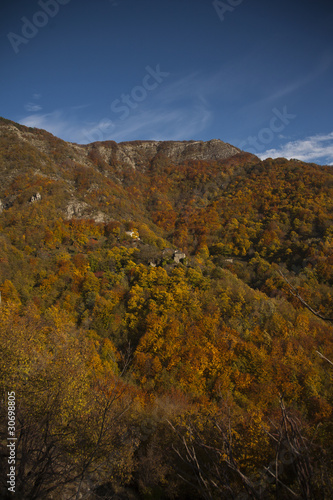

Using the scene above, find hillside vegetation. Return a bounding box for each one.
[0,117,333,499]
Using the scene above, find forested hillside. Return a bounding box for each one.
[1,117,333,499]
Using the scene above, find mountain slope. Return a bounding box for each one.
[0,116,257,224]
[1,117,333,499]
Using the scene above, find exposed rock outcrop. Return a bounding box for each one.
[93,139,241,169]
[30,192,42,203]
[66,200,90,219]
[65,200,108,222]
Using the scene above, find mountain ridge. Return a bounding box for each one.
[0,116,244,169]
[0,116,257,222]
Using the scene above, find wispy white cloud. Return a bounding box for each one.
[119,106,211,142]
[19,72,216,144]
[260,132,333,164]
[86,71,215,142]
[20,110,86,143]
[24,103,43,112]
[82,103,212,143]
[19,102,212,145]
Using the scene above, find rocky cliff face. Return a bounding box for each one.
[0,118,242,171]
[95,139,241,169]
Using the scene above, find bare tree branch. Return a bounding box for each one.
[316,350,333,367]
[278,270,333,322]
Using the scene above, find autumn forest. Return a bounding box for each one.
[0,117,333,499]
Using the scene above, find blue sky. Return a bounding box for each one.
[1,0,333,164]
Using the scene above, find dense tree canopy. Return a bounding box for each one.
[0,118,333,498]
